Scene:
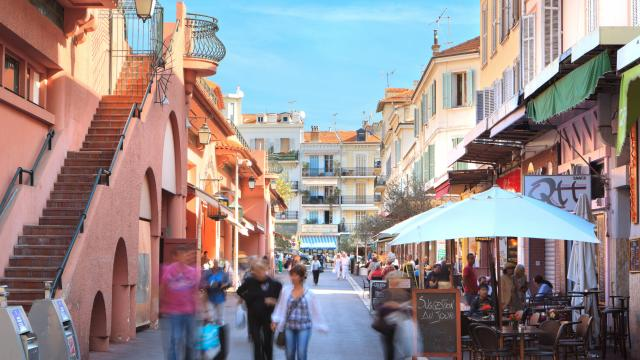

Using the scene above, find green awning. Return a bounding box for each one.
[526,51,612,123]
[616,63,640,154]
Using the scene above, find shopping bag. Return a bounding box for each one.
[235,306,246,329]
[196,323,220,351]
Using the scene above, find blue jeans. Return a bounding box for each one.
[166,314,195,360]
[285,328,312,360]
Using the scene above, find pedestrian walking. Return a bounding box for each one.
[333,253,342,279]
[272,264,328,360]
[499,262,520,311]
[340,252,350,279]
[160,245,199,360]
[513,264,528,307]
[237,261,283,360]
[462,253,479,306]
[310,256,321,286]
[200,259,231,324]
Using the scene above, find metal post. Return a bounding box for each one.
[234,156,240,286]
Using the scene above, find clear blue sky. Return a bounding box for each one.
[164,1,479,130]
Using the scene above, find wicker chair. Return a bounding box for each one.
[472,325,515,359]
[558,314,593,359]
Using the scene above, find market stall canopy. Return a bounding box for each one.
[299,235,338,250]
[391,186,599,244]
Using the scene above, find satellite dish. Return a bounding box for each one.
[299,111,306,119]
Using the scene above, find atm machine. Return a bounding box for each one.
[29,297,81,360]
[0,286,40,359]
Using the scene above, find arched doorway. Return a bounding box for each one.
[89,291,108,351]
[137,172,154,327]
[111,238,131,342]
[161,112,183,239]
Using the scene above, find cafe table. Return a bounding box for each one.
[496,325,545,360]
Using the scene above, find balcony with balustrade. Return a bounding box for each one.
[340,167,375,177]
[275,211,298,221]
[301,194,340,205]
[269,150,299,162]
[184,13,226,76]
[302,163,340,177]
[340,195,376,204]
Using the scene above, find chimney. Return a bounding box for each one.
[431,29,441,56]
[310,125,319,142]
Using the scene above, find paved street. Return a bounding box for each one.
[91,270,382,359]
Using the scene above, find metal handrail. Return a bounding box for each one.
[184,13,226,63]
[0,129,55,217]
[50,168,104,297]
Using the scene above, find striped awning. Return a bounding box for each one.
[299,235,338,250]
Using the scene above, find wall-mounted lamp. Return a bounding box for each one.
[135,0,156,22]
[248,176,256,190]
[198,122,212,145]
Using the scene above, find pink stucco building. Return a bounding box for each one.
[0,1,283,357]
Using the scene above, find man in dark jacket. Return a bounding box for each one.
[237,261,282,360]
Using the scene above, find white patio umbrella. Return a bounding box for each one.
[390,186,599,244]
[380,202,452,245]
[567,194,600,337]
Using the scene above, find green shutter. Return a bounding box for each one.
[428,144,435,180]
[466,69,475,106]
[414,108,419,136]
[443,72,451,109]
[421,94,427,127]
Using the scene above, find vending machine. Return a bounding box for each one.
[0,286,39,359]
[29,298,80,360]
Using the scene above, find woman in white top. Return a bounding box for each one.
[272,264,327,360]
[340,252,350,279]
[333,253,342,279]
[310,256,322,286]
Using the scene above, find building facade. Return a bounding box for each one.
[298,126,382,254]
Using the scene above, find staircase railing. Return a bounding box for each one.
[0,129,55,218]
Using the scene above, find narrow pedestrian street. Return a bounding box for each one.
[91,270,383,359]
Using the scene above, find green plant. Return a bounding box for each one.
[274,176,294,203]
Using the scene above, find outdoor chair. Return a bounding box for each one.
[471,325,515,359]
[557,314,592,359]
[528,312,542,327]
[524,321,570,360]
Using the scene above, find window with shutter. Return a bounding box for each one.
[522,14,535,85]
[428,144,436,180]
[491,0,498,54]
[422,93,427,127]
[426,90,431,122]
[443,72,451,108]
[422,152,428,182]
[466,69,475,106]
[634,0,640,26]
[512,0,520,25]
[414,107,419,137]
[482,2,488,65]
[452,138,468,170]
[494,79,502,109]
[543,0,560,66]
[586,0,598,33]
[476,90,485,123]
[513,59,520,95]
[431,81,437,116]
[501,0,511,41]
[395,140,401,163]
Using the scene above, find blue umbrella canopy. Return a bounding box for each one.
[377,202,452,241]
[391,186,598,245]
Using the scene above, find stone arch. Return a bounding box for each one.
[136,168,159,327]
[111,238,131,342]
[89,291,108,351]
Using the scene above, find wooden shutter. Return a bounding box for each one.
[491,0,498,53]
[428,144,435,180]
[466,69,475,106]
[476,90,485,123]
[634,0,640,26]
[494,79,502,109]
[482,2,488,64]
[522,14,535,85]
[414,107,419,137]
[426,90,431,123]
[484,88,495,119]
[442,72,451,109]
[543,0,560,66]
[422,93,427,127]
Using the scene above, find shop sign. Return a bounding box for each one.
[524,175,591,211]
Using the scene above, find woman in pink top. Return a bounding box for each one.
[160,245,200,360]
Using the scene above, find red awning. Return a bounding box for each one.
[435,181,451,199]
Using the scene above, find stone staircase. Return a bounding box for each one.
[1,56,151,310]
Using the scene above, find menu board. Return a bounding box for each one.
[631,240,640,273]
[412,289,461,359]
[370,280,388,311]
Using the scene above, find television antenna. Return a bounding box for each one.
[287,100,297,114]
[429,8,452,47]
[383,70,395,87]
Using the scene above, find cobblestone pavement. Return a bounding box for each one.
[91,270,382,359]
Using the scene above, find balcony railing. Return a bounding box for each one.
[375,176,387,187]
[340,195,376,204]
[196,77,220,108]
[185,13,226,63]
[340,167,375,176]
[268,161,284,174]
[301,195,340,205]
[276,211,298,220]
[290,181,299,190]
[339,223,358,233]
[269,151,299,161]
[302,167,339,177]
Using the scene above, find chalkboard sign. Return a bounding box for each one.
[631,239,640,273]
[412,289,461,359]
[370,280,388,311]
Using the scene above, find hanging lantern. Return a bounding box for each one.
[134,0,156,21]
[198,122,212,145]
[248,176,256,189]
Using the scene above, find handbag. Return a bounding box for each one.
[275,291,307,349]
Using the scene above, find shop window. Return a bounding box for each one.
[4,54,20,95]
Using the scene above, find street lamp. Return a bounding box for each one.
[134,0,156,21]
[248,176,256,189]
[198,122,212,145]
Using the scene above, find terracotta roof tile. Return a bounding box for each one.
[243,114,257,124]
[434,36,480,58]
[303,130,381,144]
